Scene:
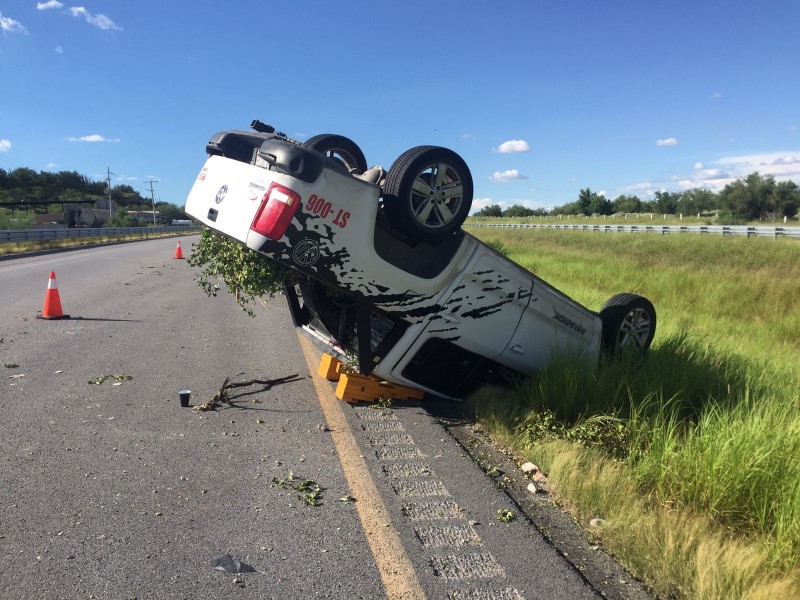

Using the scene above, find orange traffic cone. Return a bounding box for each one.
[37,271,70,320]
[173,239,185,260]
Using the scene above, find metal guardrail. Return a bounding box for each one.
[0,226,201,244]
[6,223,796,243]
[466,223,800,239]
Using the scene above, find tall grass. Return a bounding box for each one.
[468,229,800,598]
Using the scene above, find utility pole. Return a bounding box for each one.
[106,167,116,219]
[145,179,159,225]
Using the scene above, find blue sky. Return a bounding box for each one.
[1,1,799,213]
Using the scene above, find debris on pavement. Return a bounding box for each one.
[496,508,516,523]
[272,470,324,506]
[192,372,301,412]
[88,374,133,385]
[211,554,257,573]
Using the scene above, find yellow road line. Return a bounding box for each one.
[297,334,426,600]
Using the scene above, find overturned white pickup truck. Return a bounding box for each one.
[184,120,656,400]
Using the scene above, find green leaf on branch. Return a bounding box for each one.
[187,228,292,317]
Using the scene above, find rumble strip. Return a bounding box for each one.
[297,334,427,600]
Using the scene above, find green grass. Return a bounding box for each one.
[468,229,800,599]
[0,231,193,256]
[492,230,800,369]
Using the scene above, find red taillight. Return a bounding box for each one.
[250,183,302,240]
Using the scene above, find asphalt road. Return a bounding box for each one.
[0,237,651,600]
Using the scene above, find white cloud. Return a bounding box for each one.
[710,92,722,99]
[672,151,800,193]
[656,137,678,147]
[617,150,800,199]
[0,13,27,34]
[620,182,658,197]
[68,134,120,143]
[38,3,121,31]
[0,139,11,152]
[69,7,121,31]
[769,155,800,166]
[55,45,64,54]
[718,152,800,179]
[470,197,496,214]
[490,169,528,183]
[461,133,475,140]
[494,139,531,153]
[45,162,60,168]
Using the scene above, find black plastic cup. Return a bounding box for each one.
[179,389,191,407]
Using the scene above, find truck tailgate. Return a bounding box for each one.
[184,156,267,244]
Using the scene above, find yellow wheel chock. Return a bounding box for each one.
[317,353,424,404]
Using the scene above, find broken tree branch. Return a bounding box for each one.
[192,373,302,412]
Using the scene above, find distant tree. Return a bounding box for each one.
[9,167,37,190]
[569,188,612,215]
[110,184,147,207]
[55,170,100,196]
[678,188,717,215]
[587,194,613,215]
[774,180,799,218]
[549,203,570,215]
[8,168,41,204]
[640,199,658,213]
[654,190,681,214]
[108,211,144,227]
[155,202,186,225]
[0,167,109,206]
[719,172,779,220]
[611,194,642,214]
[502,204,536,218]
[576,188,594,214]
[475,204,503,217]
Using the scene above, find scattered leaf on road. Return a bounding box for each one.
[496,508,516,523]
